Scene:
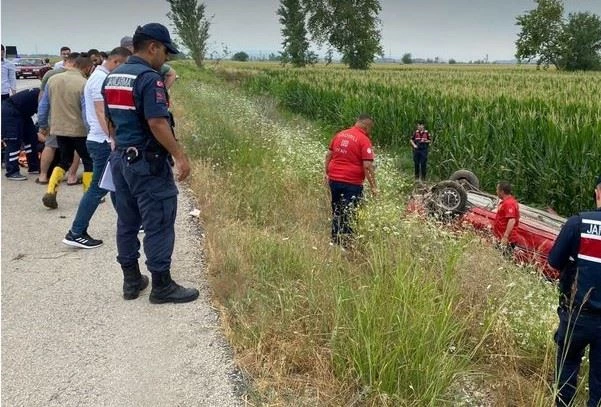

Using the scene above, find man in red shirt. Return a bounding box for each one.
[324,113,377,246]
[493,181,520,247]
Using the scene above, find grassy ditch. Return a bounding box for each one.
[169,62,587,406]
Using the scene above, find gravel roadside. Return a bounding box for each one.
[1,79,243,407]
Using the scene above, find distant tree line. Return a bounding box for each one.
[277,0,383,69]
[516,0,601,70]
[166,0,600,71]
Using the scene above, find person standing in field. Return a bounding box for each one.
[62,47,131,249]
[325,113,377,247]
[410,119,431,181]
[104,23,198,303]
[548,176,601,407]
[493,181,520,250]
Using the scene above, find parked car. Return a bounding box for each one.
[14,58,48,79]
[407,170,565,279]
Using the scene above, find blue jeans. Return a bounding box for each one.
[70,140,115,235]
[555,307,601,407]
[110,150,178,273]
[329,180,363,244]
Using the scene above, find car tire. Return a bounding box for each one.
[427,180,468,217]
[449,169,480,190]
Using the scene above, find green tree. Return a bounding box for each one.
[304,0,383,69]
[277,0,316,67]
[515,0,564,69]
[232,51,249,62]
[559,12,601,70]
[167,0,211,68]
[401,53,412,64]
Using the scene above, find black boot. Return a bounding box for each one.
[122,263,149,300]
[149,271,199,304]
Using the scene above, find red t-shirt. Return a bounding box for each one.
[494,195,520,242]
[327,126,374,185]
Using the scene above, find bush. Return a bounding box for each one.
[232,51,249,62]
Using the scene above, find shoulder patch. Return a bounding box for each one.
[156,80,165,88]
[155,88,167,104]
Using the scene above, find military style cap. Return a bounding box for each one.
[134,23,179,54]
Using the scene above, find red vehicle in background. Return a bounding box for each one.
[407,170,565,279]
[14,58,49,79]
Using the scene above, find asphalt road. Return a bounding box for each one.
[1,79,243,406]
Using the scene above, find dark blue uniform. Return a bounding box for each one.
[1,88,41,176]
[411,129,430,181]
[548,208,601,407]
[103,56,177,275]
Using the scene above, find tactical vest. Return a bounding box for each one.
[103,62,163,149]
[573,210,601,311]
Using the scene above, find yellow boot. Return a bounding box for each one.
[42,167,65,209]
[82,172,93,193]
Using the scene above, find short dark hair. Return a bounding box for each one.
[108,47,132,59]
[99,51,108,59]
[60,46,71,52]
[416,119,426,125]
[73,54,93,70]
[497,181,512,195]
[65,52,81,62]
[87,48,100,56]
[357,113,373,122]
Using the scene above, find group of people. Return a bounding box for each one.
[324,116,599,406]
[3,20,599,405]
[1,23,198,305]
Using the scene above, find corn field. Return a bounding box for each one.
[215,63,601,216]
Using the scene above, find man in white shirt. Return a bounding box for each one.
[52,46,71,70]
[62,47,131,249]
[1,44,17,101]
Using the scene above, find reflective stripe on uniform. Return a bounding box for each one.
[104,74,136,110]
[578,217,601,264]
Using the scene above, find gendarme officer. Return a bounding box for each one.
[103,23,198,304]
[548,176,601,407]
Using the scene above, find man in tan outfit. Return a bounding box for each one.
[38,54,94,213]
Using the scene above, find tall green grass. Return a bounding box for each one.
[170,62,579,406]
[212,63,601,216]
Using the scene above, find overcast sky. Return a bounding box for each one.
[2,0,601,61]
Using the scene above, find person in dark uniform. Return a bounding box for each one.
[1,88,41,180]
[409,119,431,181]
[103,23,198,304]
[548,176,601,407]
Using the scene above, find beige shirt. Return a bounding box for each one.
[45,69,87,137]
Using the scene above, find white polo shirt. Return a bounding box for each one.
[84,64,110,143]
[53,60,64,70]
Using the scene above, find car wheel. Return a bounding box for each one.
[427,180,468,217]
[449,169,480,190]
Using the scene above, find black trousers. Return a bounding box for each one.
[413,149,428,180]
[56,136,92,172]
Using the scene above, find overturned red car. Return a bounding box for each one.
[407,170,565,279]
